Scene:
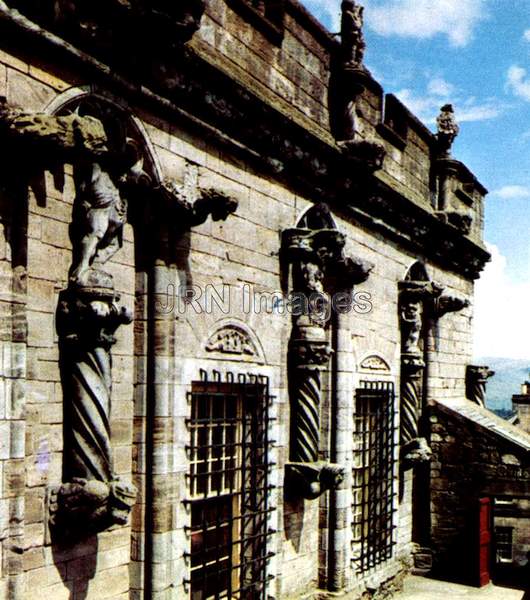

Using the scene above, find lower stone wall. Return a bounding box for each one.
[430,403,530,585]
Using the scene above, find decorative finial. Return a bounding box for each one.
[436,104,459,157]
[340,0,366,69]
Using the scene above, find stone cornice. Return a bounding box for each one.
[0,2,490,279]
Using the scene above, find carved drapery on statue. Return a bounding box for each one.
[0,97,237,535]
[282,213,371,499]
[466,365,494,407]
[399,275,469,470]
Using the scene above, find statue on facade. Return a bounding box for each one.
[340,0,366,69]
[436,104,459,158]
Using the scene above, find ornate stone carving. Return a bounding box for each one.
[339,138,386,172]
[285,462,344,501]
[398,281,442,468]
[433,292,470,319]
[54,286,136,535]
[436,104,459,158]
[466,365,494,407]
[0,98,107,162]
[340,0,366,69]
[159,179,238,227]
[282,214,371,499]
[205,325,258,356]
[360,355,390,372]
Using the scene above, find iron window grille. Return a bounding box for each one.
[351,380,397,573]
[184,371,276,600]
[495,526,513,563]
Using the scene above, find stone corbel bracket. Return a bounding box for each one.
[285,462,344,500]
[466,365,495,407]
[158,178,238,227]
[338,138,386,172]
[0,98,108,167]
[433,291,470,319]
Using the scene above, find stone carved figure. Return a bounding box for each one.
[282,222,371,498]
[399,277,469,469]
[466,365,495,407]
[436,104,459,157]
[52,288,136,533]
[341,0,366,68]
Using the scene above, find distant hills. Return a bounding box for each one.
[475,357,529,417]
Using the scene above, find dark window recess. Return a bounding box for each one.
[185,371,276,599]
[226,0,285,43]
[495,527,513,562]
[352,381,397,573]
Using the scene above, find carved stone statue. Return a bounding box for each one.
[282,221,371,499]
[341,0,366,68]
[436,104,459,158]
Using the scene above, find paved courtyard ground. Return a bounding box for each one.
[394,575,526,600]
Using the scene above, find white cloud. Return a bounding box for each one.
[507,65,530,102]
[524,29,530,42]
[395,84,501,125]
[366,0,487,47]
[427,77,455,97]
[490,185,530,199]
[474,244,530,360]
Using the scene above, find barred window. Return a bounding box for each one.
[495,527,513,563]
[186,373,275,599]
[352,381,397,573]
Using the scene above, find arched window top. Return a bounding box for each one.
[404,261,430,282]
[297,203,337,230]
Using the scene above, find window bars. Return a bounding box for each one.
[352,381,397,573]
[494,526,514,563]
[185,371,276,600]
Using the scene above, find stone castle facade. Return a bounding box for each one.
[0,0,496,598]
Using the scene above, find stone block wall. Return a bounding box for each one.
[429,404,530,585]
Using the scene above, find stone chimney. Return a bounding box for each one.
[512,374,530,434]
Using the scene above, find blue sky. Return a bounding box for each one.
[301,0,530,360]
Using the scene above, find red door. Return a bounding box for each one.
[478,497,492,587]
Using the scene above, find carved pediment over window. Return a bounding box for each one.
[205,325,259,358]
[360,355,391,372]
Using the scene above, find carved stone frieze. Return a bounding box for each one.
[360,355,390,372]
[205,325,258,357]
[466,365,495,407]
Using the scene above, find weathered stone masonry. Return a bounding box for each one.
[0,0,490,598]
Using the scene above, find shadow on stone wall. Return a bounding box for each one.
[50,534,98,599]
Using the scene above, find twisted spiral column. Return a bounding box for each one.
[400,357,425,448]
[291,366,322,463]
